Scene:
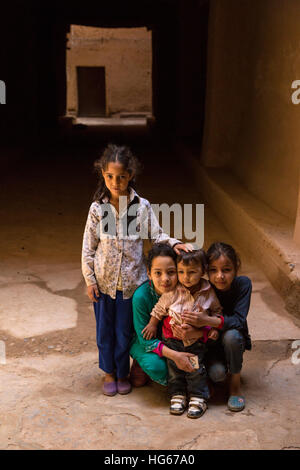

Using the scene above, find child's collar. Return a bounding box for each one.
[101,187,140,204]
[180,278,211,295]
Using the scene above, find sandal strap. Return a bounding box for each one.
[171,395,186,405]
[171,404,184,410]
[189,397,205,405]
[171,395,186,406]
[189,397,207,410]
[171,395,186,401]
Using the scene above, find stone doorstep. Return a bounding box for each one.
[184,154,300,319]
[119,112,152,119]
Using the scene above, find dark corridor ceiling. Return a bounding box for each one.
[33,0,179,28]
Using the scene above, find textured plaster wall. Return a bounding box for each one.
[66,26,152,116]
[202,0,300,223]
[294,183,300,245]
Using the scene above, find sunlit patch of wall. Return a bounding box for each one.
[66,26,152,118]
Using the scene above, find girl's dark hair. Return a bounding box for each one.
[93,144,142,201]
[206,242,241,273]
[147,243,177,272]
[177,249,207,272]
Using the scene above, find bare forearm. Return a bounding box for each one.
[181,310,223,329]
[149,316,160,327]
[204,316,222,328]
[161,345,177,361]
[161,344,195,373]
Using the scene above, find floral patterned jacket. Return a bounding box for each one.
[81,188,180,299]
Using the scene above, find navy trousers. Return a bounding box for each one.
[93,290,133,379]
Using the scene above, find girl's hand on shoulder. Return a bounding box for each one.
[87,284,100,302]
[142,323,157,340]
[173,243,194,255]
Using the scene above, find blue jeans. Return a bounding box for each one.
[205,329,246,382]
[93,290,133,379]
[163,337,210,400]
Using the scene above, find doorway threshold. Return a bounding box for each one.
[75,116,148,126]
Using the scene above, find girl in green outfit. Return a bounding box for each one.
[130,244,196,386]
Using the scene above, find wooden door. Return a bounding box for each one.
[77,66,106,117]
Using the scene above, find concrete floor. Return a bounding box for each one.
[0,129,300,450]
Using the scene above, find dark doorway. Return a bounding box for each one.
[77,66,106,117]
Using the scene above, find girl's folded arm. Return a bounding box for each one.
[222,277,252,331]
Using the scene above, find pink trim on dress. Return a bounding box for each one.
[152,341,164,357]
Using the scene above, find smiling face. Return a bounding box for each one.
[208,254,236,291]
[177,261,203,290]
[101,161,133,200]
[147,256,178,295]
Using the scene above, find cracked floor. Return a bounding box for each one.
[1,134,300,450]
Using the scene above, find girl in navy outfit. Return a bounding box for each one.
[172,242,252,412]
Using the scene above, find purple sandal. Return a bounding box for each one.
[117,379,132,395]
[103,380,117,396]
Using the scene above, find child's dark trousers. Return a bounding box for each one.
[93,290,133,379]
[163,337,210,400]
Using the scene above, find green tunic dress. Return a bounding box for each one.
[130,281,168,386]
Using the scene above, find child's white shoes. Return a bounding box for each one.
[170,395,187,415]
[170,395,207,418]
[187,397,207,419]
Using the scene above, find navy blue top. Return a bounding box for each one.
[211,276,252,350]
